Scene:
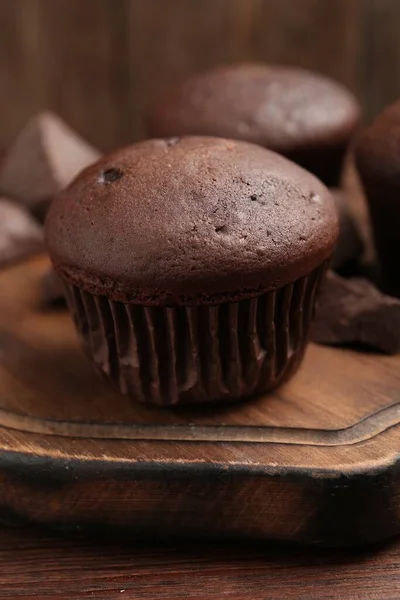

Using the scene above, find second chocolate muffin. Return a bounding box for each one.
[355,100,400,295]
[148,63,360,186]
[46,137,338,405]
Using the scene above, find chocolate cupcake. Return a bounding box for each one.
[148,63,360,186]
[355,100,400,295]
[45,137,338,405]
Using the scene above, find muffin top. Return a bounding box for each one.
[355,100,400,181]
[45,137,338,305]
[148,63,360,153]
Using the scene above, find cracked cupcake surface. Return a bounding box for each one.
[45,136,338,405]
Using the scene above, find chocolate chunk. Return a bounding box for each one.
[99,167,123,184]
[310,270,400,354]
[0,112,101,216]
[0,196,44,268]
[41,268,65,307]
[331,188,364,272]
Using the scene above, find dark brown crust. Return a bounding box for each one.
[148,64,360,153]
[45,137,338,306]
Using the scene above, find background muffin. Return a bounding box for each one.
[148,63,360,187]
[330,188,363,273]
[355,100,400,295]
[46,137,338,405]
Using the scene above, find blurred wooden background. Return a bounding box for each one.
[0,0,399,151]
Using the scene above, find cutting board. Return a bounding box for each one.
[0,255,399,546]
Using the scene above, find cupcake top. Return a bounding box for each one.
[355,100,400,180]
[45,137,338,305]
[148,63,360,153]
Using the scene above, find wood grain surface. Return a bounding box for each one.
[0,0,399,150]
[0,256,400,546]
[1,526,400,599]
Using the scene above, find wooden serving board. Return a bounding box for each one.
[0,256,399,546]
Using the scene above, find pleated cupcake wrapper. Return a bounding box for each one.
[64,263,326,405]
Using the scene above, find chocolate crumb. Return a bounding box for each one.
[309,192,321,203]
[165,137,180,146]
[99,168,123,184]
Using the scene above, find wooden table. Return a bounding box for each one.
[2,0,400,151]
[1,527,400,599]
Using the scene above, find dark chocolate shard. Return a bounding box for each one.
[0,112,101,213]
[331,188,364,272]
[41,268,66,307]
[310,270,400,354]
[0,196,44,268]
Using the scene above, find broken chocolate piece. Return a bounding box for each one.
[41,268,65,307]
[331,188,364,272]
[311,270,400,354]
[0,112,101,215]
[0,196,44,268]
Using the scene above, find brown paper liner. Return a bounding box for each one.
[64,263,327,405]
